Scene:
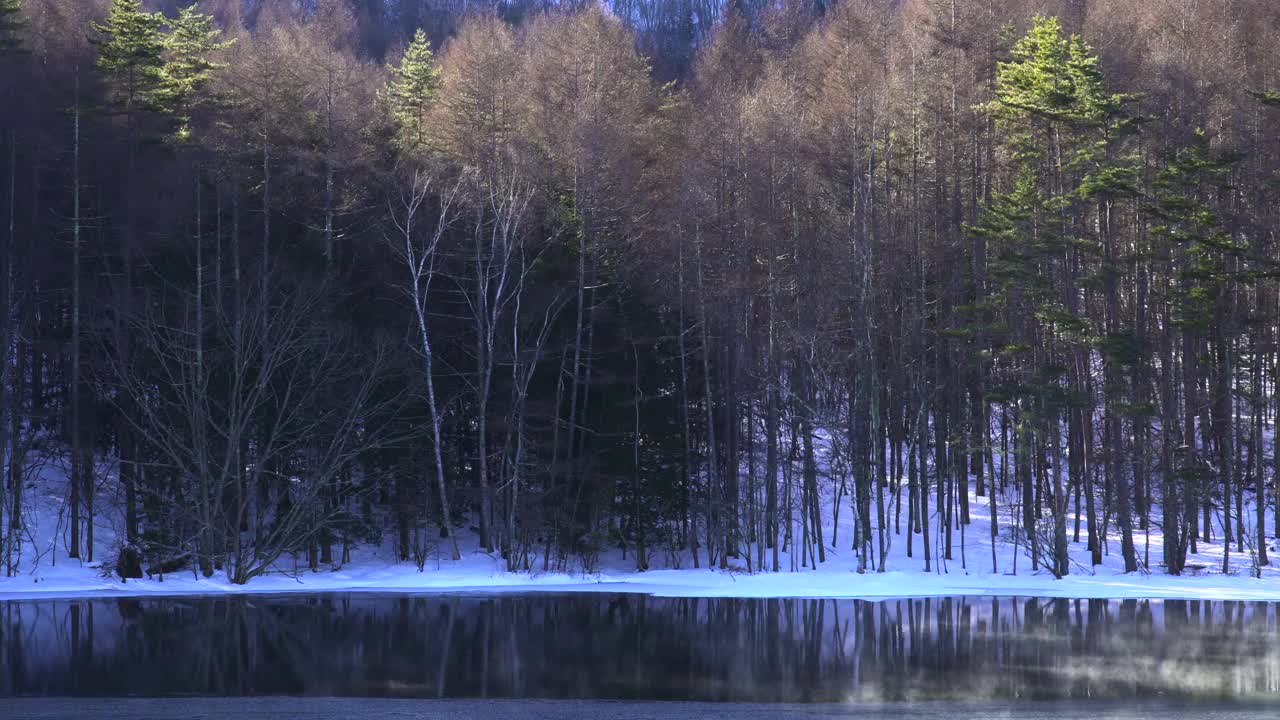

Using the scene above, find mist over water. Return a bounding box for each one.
[1,594,1278,702]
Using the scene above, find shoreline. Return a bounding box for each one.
[4,564,1280,602]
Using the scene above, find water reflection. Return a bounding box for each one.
[1,594,1278,701]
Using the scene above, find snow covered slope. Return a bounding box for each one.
[2,455,1278,601]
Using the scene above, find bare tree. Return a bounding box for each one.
[387,163,465,562]
[111,272,409,584]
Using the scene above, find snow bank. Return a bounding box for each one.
[4,442,1280,602]
[4,489,1280,602]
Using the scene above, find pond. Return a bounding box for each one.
[0,593,1278,706]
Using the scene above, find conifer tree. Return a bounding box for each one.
[1149,129,1246,574]
[95,0,168,123]
[977,16,1136,577]
[384,29,440,154]
[162,4,231,142]
[94,0,169,556]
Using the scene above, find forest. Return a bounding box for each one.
[1,0,1280,585]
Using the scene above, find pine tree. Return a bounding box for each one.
[94,0,169,557]
[384,29,440,154]
[976,16,1137,577]
[94,0,168,120]
[1149,129,1246,574]
[162,4,231,142]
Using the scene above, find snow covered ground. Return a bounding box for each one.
[8,547,1279,602]
[3,453,1280,602]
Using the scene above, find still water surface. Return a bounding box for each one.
[1,593,1278,702]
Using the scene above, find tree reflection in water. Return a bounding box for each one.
[1,594,1278,701]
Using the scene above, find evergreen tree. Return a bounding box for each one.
[384,29,440,154]
[94,0,168,120]
[1149,132,1242,381]
[94,0,170,561]
[162,4,231,142]
[1148,129,1246,574]
[976,16,1136,577]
